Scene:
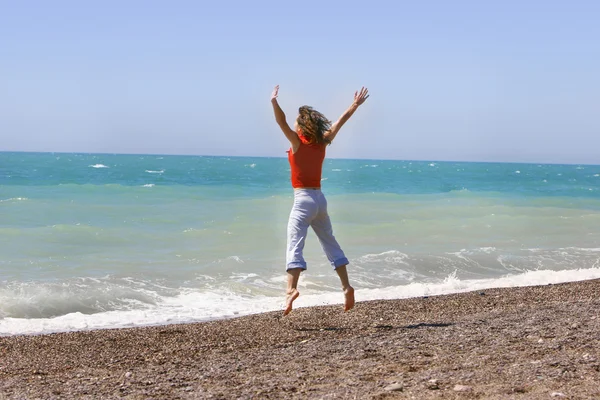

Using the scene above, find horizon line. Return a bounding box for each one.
[1,150,599,167]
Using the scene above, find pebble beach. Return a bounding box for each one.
[1,279,599,399]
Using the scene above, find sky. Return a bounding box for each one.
[1,0,599,164]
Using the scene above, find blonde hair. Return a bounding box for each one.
[296,106,331,145]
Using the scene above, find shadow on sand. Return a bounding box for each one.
[295,327,348,332]
[292,322,453,332]
[374,322,454,330]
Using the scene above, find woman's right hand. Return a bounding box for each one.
[271,85,280,102]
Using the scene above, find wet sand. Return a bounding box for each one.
[1,279,599,399]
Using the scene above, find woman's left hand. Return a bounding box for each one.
[353,87,369,106]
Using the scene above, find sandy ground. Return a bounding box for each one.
[1,279,599,399]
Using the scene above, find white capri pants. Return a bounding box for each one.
[286,189,349,270]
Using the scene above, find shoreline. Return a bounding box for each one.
[1,279,599,399]
[6,267,600,338]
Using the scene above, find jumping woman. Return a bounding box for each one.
[270,85,370,315]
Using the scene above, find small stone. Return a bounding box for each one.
[537,339,544,344]
[125,372,132,378]
[384,383,403,392]
[571,323,580,329]
[427,379,439,390]
[454,384,472,392]
[551,392,566,398]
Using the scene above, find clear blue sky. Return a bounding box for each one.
[1,0,599,163]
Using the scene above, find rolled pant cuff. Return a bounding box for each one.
[286,262,307,271]
[332,257,349,269]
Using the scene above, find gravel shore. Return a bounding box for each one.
[1,279,599,399]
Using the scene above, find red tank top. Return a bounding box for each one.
[287,134,326,188]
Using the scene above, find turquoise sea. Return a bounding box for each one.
[1,152,600,335]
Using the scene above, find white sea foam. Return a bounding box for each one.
[451,247,497,255]
[142,184,155,187]
[183,228,203,233]
[353,267,600,302]
[230,273,258,280]
[145,170,164,174]
[209,255,244,265]
[0,197,28,203]
[3,268,599,336]
[89,164,109,168]
[358,250,410,265]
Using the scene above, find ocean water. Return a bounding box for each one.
[1,152,600,336]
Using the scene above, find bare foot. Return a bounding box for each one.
[343,286,355,311]
[284,289,300,316]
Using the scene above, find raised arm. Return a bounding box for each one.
[324,87,369,143]
[271,85,300,149]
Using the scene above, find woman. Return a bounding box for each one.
[270,85,369,315]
